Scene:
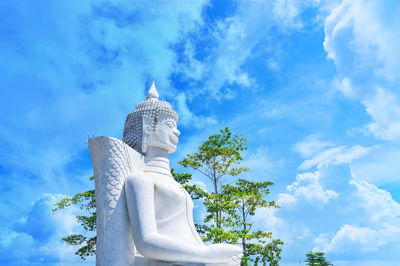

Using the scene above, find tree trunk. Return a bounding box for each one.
[213,174,221,229]
[242,202,247,252]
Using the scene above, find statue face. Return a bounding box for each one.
[146,115,180,154]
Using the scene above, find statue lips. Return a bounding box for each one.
[169,134,179,144]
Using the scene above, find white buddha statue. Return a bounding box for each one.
[89,83,242,266]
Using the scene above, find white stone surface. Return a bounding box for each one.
[89,83,242,265]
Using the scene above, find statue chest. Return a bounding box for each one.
[152,175,193,222]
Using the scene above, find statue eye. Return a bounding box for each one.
[165,120,175,128]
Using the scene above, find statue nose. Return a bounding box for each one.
[174,129,181,137]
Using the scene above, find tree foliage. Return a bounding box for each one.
[52,176,96,260]
[172,171,284,265]
[179,127,248,229]
[305,251,333,266]
[193,178,283,265]
[179,127,283,265]
[179,127,248,194]
[223,179,281,265]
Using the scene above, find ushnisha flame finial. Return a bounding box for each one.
[146,81,159,100]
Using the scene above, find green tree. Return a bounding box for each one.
[222,179,282,265]
[305,251,318,266]
[179,127,283,265]
[305,251,333,266]
[179,127,248,229]
[261,239,284,266]
[52,176,96,260]
[196,190,241,244]
[172,171,284,265]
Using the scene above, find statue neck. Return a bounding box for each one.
[144,147,171,176]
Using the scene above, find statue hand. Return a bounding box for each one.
[205,243,243,263]
[230,253,243,265]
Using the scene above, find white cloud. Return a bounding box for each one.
[277,193,296,206]
[350,176,400,223]
[324,0,400,80]
[267,58,281,72]
[324,0,400,142]
[299,145,373,170]
[179,0,316,99]
[293,135,374,170]
[260,104,290,122]
[314,174,400,255]
[252,207,295,249]
[255,207,285,232]
[242,147,282,176]
[178,41,205,81]
[317,217,400,255]
[334,77,355,98]
[293,135,335,158]
[272,0,305,30]
[343,87,400,142]
[279,137,376,208]
[363,88,400,141]
[351,144,400,185]
[0,193,88,265]
[203,16,254,99]
[190,180,208,193]
[279,171,339,206]
[176,92,218,129]
[318,225,380,253]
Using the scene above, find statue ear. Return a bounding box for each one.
[142,116,152,153]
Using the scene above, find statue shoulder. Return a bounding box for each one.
[125,171,155,199]
[125,170,153,184]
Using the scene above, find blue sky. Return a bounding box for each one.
[1,0,400,265]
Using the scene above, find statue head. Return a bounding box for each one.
[123,82,179,154]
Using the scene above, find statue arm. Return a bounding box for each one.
[124,173,241,264]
